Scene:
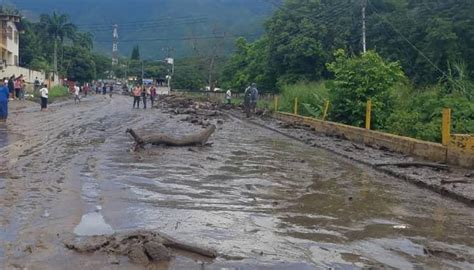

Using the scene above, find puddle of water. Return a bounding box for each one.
[0,125,24,149]
[73,212,114,236]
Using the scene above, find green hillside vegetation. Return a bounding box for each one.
[13,0,274,58]
[222,0,474,142]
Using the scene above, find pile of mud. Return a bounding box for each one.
[157,95,225,127]
[64,230,217,265]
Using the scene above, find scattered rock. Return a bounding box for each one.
[144,241,171,261]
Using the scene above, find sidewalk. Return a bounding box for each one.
[226,110,474,206]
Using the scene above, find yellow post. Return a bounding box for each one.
[322,100,329,121]
[442,108,451,146]
[365,99,372,130]
[294,97,298,115]
[274,96,279,112]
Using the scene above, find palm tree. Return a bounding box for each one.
[74,32,94,51]
[40,12,76,77]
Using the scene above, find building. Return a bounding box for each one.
[0,12,46,86]
[0,13,20,67]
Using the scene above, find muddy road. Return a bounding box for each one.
[0,95,473,269]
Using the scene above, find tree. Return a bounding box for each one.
[63,46,96,83]
[74,32,94,51]
[131,45,140,61]
[92,53,111,79]
[326,50,405,129]
[40,12,77,77]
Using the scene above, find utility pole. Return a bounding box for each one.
[362,0,367,53]
[141,61,144,84]
[112,24,119,65]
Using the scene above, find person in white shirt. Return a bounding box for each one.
[226,89,232,105]
[74,84,81,104]
[39,84,48,111]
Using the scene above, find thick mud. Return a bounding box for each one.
[0,96,473,269]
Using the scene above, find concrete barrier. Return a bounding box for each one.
[274,112,473,168]
[448,135,474,168]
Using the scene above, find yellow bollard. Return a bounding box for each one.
[294,97,298,115]
[442,108,451,146]
[274,96,279,112]
[322,100,329,121]
[365,99,372,130]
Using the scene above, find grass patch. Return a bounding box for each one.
[49,85,70,100]
[279,81,329,117]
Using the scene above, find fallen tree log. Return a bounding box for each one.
[64,230,217,265]
[126,125,216,147]
[375,162,449,170]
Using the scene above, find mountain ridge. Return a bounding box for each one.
[10,0,276,59]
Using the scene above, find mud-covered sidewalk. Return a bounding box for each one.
[225,110,474,206]
[1,95,474,269]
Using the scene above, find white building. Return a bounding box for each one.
[0,13,46,85]
[0,14,20,67]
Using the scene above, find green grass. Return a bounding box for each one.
[279,81,329,117]
[49,85,70,99]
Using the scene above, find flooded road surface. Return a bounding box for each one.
[0,96,473,269]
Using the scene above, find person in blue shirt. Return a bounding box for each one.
[0,78,9,121]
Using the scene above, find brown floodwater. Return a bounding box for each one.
[0,96,473,269]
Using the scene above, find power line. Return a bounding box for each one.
[368,0,471,97]
[94,33,260,43]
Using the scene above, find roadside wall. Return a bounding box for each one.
[274,112,473,168]
[0,66,46,84]
[448,135,474,168]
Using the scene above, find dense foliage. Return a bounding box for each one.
[19,11,109,83]
[327,50,405,129]
[223,0,474,91]
[221,0,473,141]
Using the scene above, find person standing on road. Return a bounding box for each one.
[244,83,259,117]
[109,84,114,98]
[150,84,157,107]
[34,77,40,93]
[74,84,81,104]
[132,85,142,109]
[225,89,232,105]
[0,79,9,122]
[14,75,22,100]
[244,84,252,117]
[39,84,49,112]
[141,85,148,109]
[83,83,89,97]
[102,83,107,95]
[8,75,15,100]
[250,83,259,113]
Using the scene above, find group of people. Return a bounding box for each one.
[132,84,158,109]
[94,82,114,97]
[0,77,49,121]
[4,74,28,101]
[69,82,116,104]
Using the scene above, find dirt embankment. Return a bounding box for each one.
[159,94,474,206]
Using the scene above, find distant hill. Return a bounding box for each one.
[11,0,276,59]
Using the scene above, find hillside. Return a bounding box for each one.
[11,0,276,59]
